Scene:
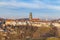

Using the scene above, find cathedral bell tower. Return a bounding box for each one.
[29,12,32,20]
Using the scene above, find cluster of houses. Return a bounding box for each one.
[0,18,59,28]
[0,13,60,27]
[0,19,49,27]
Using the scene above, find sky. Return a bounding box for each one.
[0,0,60,19]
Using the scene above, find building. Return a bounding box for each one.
[29,12,32,20]
[16,20,27,26]
[5,19,16,26]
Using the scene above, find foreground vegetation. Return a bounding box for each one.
[0,24,60,40]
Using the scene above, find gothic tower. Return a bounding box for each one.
[29,12,32,20]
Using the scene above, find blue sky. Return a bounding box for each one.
[0,0,60,19]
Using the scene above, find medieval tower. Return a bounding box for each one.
[29,12,32,20]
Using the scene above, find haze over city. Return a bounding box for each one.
[0,0,60,19]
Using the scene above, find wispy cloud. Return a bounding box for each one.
[0,0,41,9]
[0,0,60,10]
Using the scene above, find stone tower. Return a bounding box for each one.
[29,12,32,20]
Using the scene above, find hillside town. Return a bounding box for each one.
[0,13,60,40]
[1,12,60,27]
